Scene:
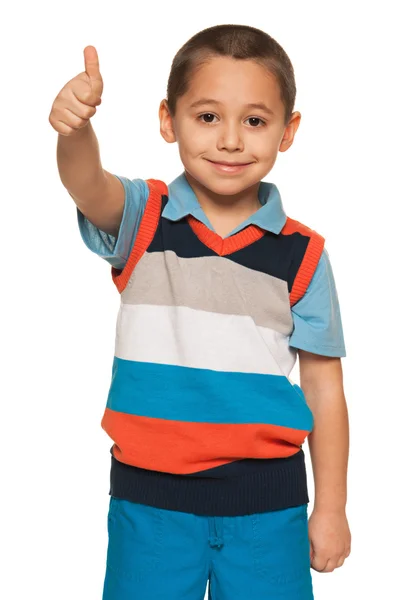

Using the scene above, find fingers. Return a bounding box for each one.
[49,109,92,136]
[61,106,95,130]
[311,554,330,572]
[336,556,345,568]
[68,87,98,117]
[311,551,349,572]
[49,87,97,136]
[70,77,102,108]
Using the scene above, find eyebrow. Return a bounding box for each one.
[189,98,275,116]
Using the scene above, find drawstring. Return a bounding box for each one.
[208,517,224,548]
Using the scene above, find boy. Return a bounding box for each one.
[50,24,351,600]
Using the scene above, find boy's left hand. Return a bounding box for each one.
[308,509,351,572]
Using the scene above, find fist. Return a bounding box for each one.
[49,46,103,136]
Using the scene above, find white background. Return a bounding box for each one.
[2,0,399,598]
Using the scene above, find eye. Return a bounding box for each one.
[245,117,266,127]
[198,113,218,124]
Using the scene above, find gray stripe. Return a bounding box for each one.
[122,251,293,334]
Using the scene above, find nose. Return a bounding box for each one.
[217,119,244,152]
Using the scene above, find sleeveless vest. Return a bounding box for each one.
[101,179,325,515]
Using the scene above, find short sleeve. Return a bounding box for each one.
[76,175,149,269]
[288,247,346,357]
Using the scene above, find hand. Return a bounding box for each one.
[49,46,104,136]
[308,508,351,572]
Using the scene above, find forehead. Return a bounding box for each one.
[179,55,284,118]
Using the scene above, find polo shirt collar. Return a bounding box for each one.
[163,171,287,235]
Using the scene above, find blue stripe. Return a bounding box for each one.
[107,358,313,431]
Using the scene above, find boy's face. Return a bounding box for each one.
[160,55,301,197]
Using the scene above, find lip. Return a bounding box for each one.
[207,159,253,174]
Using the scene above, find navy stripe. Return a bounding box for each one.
[148,204,310,290]
[108,448,310,516]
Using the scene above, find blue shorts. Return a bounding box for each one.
[102,497,314,600]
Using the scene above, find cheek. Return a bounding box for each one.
[249,132,280,158]
[180,126,211,155]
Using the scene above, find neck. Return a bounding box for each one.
[185,172,262,237]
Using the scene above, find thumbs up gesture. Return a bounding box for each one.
[49,46,104,136]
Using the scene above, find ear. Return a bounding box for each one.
[159,99,176,143]
[279,111,301,153]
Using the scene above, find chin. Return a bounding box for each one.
[208,181,247,196]
[206,175,257,196]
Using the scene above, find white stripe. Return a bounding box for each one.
[115,304,297,377]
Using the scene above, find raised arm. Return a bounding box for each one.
[49,46,124,238]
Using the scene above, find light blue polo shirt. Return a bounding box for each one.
[77,172,346,357]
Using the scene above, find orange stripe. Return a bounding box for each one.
[101,408,309,475]
[187,216,264,256]
[282,217,325,306]
[111,179,168,293]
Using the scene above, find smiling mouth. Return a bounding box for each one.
[208,160,253,166]
[206,159,253,173]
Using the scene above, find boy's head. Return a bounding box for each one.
[159,24,301,197]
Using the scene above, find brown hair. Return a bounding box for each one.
[166,24,297,126]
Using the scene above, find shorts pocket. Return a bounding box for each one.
[106,496,164,582]
[251,504,311,586]
[107,496,121,533]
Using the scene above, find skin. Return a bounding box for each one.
[159,55,351,574]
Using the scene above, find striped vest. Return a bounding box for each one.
[101,179,325,515]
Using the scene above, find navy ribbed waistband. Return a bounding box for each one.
[109,449,309,516]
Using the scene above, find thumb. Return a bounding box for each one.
[84,46,103,96]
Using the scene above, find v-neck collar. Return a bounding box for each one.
[187,215,264,256]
